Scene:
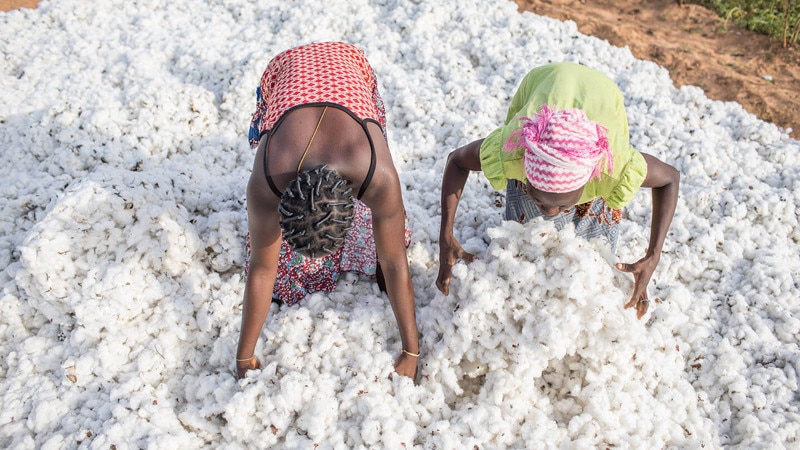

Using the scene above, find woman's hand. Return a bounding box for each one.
[436,235,475,295]
[437,140,483,296]
[365,157,420,386]
[619,153,678,320]
[236,156,283,383]
[394,352,419,382]
[616,254,659,319]
[235,356,261,379]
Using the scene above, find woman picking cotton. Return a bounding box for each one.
[236,42,419,380]
[437,62,679,319]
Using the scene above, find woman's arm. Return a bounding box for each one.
[616,153,680,319]
[235,175,283,378]
[364,168,420,380]
[436,139,484,295]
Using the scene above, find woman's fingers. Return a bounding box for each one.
[393,353,419,382]
[617,261,651,320]
[615,262,634,273]
[636,299,649,319]
[436,265,452,295]
[236,357,261,379]
[460,250,476,263]
[437,244,476,296]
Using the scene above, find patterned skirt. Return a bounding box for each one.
[245,201,412,305]
[504,180,622,250]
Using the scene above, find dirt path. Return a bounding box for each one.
[516,0,800,139]
[0,0,38,12]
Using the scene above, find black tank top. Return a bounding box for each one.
[261,102,378,200]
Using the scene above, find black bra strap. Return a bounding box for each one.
[357,121,378,200]
[261,103,381,201]
[261,132,283,198]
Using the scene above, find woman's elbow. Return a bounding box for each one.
[668,164,680,188]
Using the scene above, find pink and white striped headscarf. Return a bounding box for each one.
[504,105,613,193]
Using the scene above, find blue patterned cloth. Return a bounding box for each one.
[504,180,621,250]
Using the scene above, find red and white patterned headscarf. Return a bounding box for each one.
[504,105,613,193]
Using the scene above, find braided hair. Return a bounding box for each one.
[278,167,355,259]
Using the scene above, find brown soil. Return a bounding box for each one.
[3,0,798,138]
[516,0,800,139]
[0,0,38,12]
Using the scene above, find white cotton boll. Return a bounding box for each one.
[295,381,340,441]
[274,371,315,415]
[713,340,748,393]
[359,419,383,446]
[222,386,265,437]
[200,210,245,272]
[187,88,219,137]
[156,211,203,277]
[374,418,418,449]
[177,408,221,444]
[425,420,469,448]
[40,435,67,450]
[135,347,167,385]
[281,431,317,449]
[567,413,601,442]
[435,215,716,447]
[26,389,68,435]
